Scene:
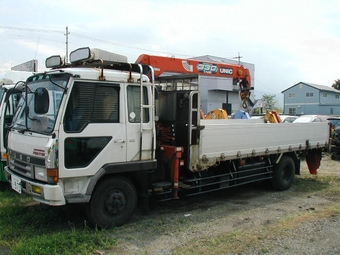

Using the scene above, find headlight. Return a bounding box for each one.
[35,166,47,182]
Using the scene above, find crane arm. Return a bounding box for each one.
[136,54,253,110]
[135,54,251,88]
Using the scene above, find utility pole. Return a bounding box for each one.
[233,52,242,65]
[64,26,70,63]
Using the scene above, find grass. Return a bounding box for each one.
[0,189,117,255]
[294,171,340,195]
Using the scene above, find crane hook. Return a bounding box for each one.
[242,100,248,109]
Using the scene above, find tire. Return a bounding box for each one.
[271,156,295,191]
[86,176,137,228]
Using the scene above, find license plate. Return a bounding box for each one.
[11,175,22,194]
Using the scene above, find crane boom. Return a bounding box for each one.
[136,54,252,109]
[136,54,251,87]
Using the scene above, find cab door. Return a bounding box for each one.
[59,81,127,177]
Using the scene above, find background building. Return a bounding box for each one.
[191,56,255,115]
[282,82,340,115]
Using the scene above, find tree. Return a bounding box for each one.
[332,79,340,90]
[261,94,277,111]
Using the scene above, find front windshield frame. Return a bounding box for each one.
[0,87,6,106]
[12,72,70,134]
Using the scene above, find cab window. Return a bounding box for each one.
[64,82,120,132]
[127,85,149,123]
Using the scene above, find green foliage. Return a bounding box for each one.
[332,79,340,90]
[261,94,278,111]
[0,191,116,255]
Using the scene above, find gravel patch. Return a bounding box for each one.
[104,155,340,255]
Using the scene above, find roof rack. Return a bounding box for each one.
[45,47,154,81]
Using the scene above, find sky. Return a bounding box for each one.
[1,0,339,106]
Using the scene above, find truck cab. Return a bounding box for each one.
[5,48,156,226]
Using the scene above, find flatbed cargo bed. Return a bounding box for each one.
[189,119,329,171]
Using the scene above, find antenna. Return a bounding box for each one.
[64,26,70,63]
[233,52,242,65]
[34,36,40,60]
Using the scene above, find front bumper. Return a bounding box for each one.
[4,166,66,206]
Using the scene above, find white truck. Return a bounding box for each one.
[4,47,330,227]
[0,71,32,185]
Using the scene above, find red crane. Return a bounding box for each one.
[136,54,252,108]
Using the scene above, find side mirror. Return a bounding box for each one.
[34,87,49,114]
[15,81,26,92]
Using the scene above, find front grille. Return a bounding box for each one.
[8,149,45,179]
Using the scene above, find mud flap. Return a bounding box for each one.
[306,149,321,174]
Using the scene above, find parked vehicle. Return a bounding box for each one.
[280,115,298,123]
[250,114,297,123]
[293,114,329,123]
[4,48,330,227]
[0,72,31,184]
[327,116,340,128]
[327,116,340,160]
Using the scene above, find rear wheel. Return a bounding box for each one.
[86,176,137,228]
[271,156,295,191]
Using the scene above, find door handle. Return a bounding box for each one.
[114,139,125,143]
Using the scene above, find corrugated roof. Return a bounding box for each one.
[304,82,339,92]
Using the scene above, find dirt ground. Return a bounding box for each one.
[103,155,340,255]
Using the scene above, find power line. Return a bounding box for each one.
[1,25,239,61]
[71,32,195,57]
[0,25,63,34]
[233,52,243,65]
[1,25,194,57]
[1,32,63,44]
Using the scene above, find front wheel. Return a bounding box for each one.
[86,176,137,228]
[271,156,295,191]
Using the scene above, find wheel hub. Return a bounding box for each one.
[105,191,126,214]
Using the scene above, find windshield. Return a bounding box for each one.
[12,73,69,133]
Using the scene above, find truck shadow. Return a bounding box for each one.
[5,176,328,232]
[130,176,329,225]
